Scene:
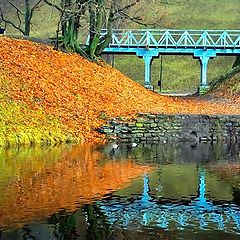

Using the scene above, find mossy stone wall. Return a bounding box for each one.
[99,113,240,143]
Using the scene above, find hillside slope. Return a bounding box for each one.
[0,37,239,145]
[210,69,240,101]
[1,0,240,91]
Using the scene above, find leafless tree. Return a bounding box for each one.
[0,0,43,36]
[43,0,147,60]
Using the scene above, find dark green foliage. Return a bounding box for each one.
[233,56,240,68]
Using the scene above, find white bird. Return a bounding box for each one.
[132,143,137,147]
[111,143,119,149]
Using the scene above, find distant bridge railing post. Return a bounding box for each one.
[143,55,153,89]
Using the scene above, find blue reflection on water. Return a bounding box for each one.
[99,170,240,234]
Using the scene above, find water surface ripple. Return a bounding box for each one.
[0,142,239,240]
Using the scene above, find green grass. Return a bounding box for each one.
[115,55,234,92]
[0,89,76,148]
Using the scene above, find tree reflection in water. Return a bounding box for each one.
[0,143,152,231]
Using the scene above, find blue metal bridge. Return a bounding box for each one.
[98,29,240,93]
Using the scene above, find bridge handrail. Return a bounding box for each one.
[98,29,240,48]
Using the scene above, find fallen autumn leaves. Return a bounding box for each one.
[0,37,239,143]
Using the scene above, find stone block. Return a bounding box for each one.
[103,128,113,134]
[144,133,152,137]
[143,119,155,124]
[147,129,157,133]
[119,134,131,139]
[132,129,145,134]
[111,121,120,126]
[150,123,158,128]
[146,114,156,118]
[114,125,122,131]
[156,132,165,137]
[136,118,146,123]
[127,122,136,127]
[136,122,144,128]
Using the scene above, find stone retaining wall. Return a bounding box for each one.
[98,113,240,143]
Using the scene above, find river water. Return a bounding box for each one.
[0,142,239,240]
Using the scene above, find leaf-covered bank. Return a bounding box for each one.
[0,90,76,147]
[0,37,239,147]
[209,67,240,101]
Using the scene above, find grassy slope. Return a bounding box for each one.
[210,70,240,98]
[0,80,75,147]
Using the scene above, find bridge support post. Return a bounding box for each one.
[194,50,216,95]
[199,56,210,95]
[143,55,153,89]
[136,49,159,90]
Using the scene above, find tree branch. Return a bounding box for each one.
[117,11,161,27]
[0,8,24,34]
[31,0,44,12]
[6,0,24,15]
[114,0,140,14]
[158,0,189,5]
[43,0,89,14]
[43,0,65,12]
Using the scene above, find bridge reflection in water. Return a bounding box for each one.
[99,170,240,233]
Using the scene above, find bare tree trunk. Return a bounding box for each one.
[58,0,86,54]
[96,2,114,55]
[88,0,104,60]
[24,0,31,36]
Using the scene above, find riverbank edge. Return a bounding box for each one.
[0,131,82,149]
[1,113,239,149]
[99,113,240,143]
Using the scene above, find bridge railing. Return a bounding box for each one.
[99,29,240,48]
